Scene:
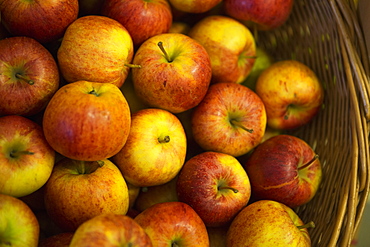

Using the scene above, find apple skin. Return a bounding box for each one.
[112,108,187,187]
[176,151,251,227]
[0,0,78,44]
[227,200,311,246]
[102,0,173,48]
[224,0,294,30]
[244,134,322,208]
[44,158,130,232]
[134,201,209,246]
[255,60,324,130]
[191,82,267,157]
[69,214,152,247]
[0,36,60,116]
[0,193,40,247]
[57,15,134,88]
[168,0,222,13]
[188,15,256,84]
[131,32,212,114]
[38,232,74,247]
[42,80,131,161]
[0,115,55,198]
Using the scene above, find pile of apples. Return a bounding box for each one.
[0,0,326,246]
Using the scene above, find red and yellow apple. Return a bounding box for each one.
[168,0,222,13]
[38,232,74,247]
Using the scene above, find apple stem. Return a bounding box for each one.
[158,41,172,62]
[218,186,239,193]
[125,63,142,69]
[9,150,34,158]
[298,154,319,171]
[158,135,170,143]
[172,241,179,247]
[88,88,99,96]
[297,221,315,230]
[230,119,253,133]
[15,73,34,85]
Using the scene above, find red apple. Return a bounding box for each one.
[57,15,134,88]
[0,115,55,198]
[255,60,325,130]
[169,0,222,13]
[134,201,209,246]
[0,193,40,247]
[191,82,267,157]
[102,0,173,48]
[224,0,294,30]
[0,36,60,116]
[69,214,152,247]
[38,232,74,247]
[244,134,322,208]
[42,80,131,161]
[131,32,212,114]
[44,158,130,232]
[0,0,79,43]
[226,200,313,246]
[176,151,251,227]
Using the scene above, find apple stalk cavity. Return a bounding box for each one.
[15,73,34,85]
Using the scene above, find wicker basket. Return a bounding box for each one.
[255,0,370,246]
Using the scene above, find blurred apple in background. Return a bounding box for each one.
[227,200,313,246]
[134,201,209,246]
[69,214,152,247]
[0,193,40,247]
[244,134,322,208]
[44,158,130,232]
[169,21,191,34]
[127,182,141,209]
[102,0,173,48]
[131,33,212,113]
[0,115,55,198]
[224,0,295,31]
[177,151,251,227]
[42,80,131,161]
[78,0,105,16]
[188,15,256,84]
[38,232,74,247]
[120,73,149,114]
[168,0,222,13]
[255,60,324,130]
[57,15,134,88]
[0,36,60,116]
[112,108,187,187]
[191,82,266,157]
[0,0,78,44]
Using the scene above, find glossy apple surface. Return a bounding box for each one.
[244,134,322,208]
[0,115,55,197]
[42,80,131,161]
[134,201,209,246]
[112,108,187,187]
[0,0,78,43]
[44,158,129,232]
[131,33,212,113]
[191,82,266,157]
[255,60,324,130]
[57,15,134,88]
[188,15,256,84]
[169,0,222,13]
[177,151,251,227]
[0,36,59,116]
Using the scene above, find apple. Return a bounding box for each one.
[101,0,173,48]
[42,80,131,161]
[176,151,251,227]
[168,0,222,13]
[134,201,209,246]
[0,193,40,247]
[0,115,55,198]
[112,108,187,187]
[255,60,325,130]
[191,82,267,157]
[224,0,294,31]
[44,158,130,232]
[38,232,74,247]
[69,213,152,247]
[244,134,322,208]
[131,32,212,114]
[127,181,141,209]
[0,36,60,116]
[226,200,314,246]
[188,15,256,84]
[168,21,191,34]
[134,175,179,212]
[57,15,134,88]
[0,0,78,44]
[120,73,149,114]
[78,0,105,16]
